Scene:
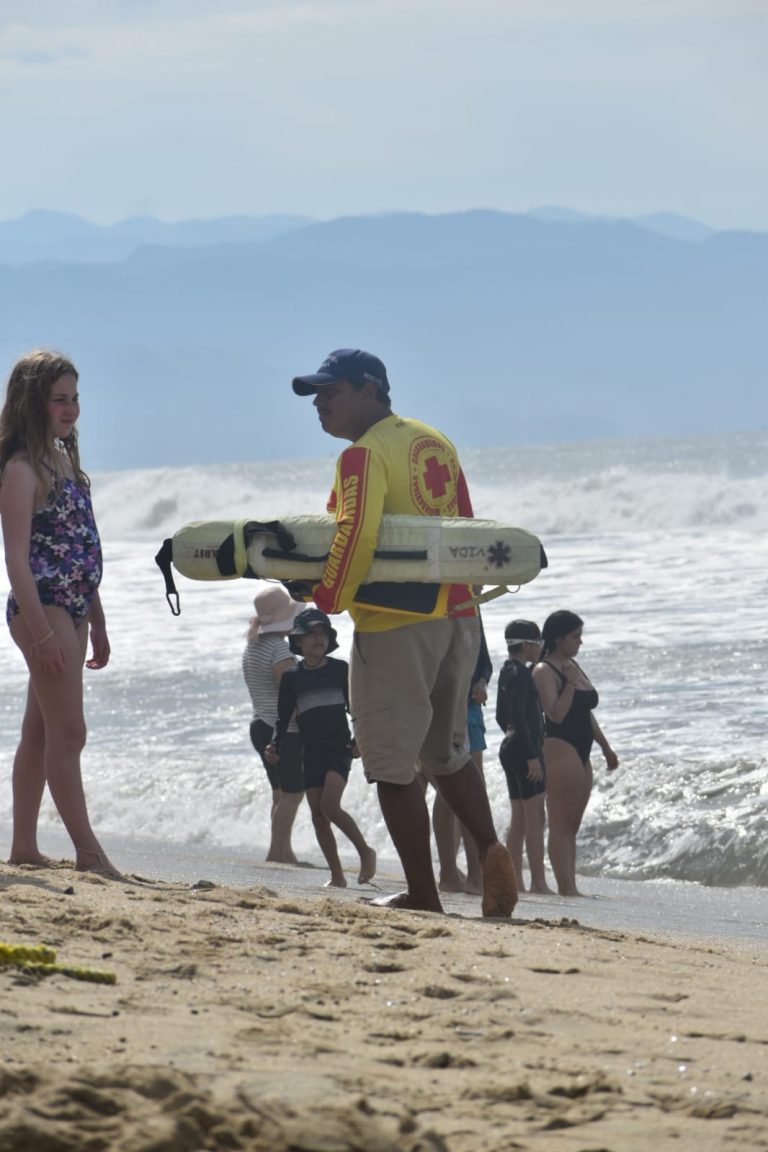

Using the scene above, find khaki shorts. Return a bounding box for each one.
[350,616,480,786]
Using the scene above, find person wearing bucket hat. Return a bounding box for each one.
[288,607,339,655]
[290,349,517,917]
[242,584,306,865]
[267,608,376,888]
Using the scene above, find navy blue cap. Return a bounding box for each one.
[292,348,389,396]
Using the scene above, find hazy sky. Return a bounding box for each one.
[1,0,766,228]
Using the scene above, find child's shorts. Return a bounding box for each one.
[499,736,546,801]
[303,747,352,791]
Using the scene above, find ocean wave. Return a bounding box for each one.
[578,760,768,887]
[91,430,768,541]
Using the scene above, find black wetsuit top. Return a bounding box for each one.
[273,658,352,775]
[495,659,544,760]
[541,660,598,765]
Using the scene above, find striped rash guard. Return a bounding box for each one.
[314,413,476,632]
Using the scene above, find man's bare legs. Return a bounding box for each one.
[435,759,517,917]
[376,778,443,911]
[374,763,516,916]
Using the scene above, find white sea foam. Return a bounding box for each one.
[1,430,766,887]
[91,430,768,541]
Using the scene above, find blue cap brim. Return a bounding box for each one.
[292,373,337,396]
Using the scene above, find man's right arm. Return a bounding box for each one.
[314,444,386,615]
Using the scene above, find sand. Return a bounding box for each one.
[1,859,766,1152]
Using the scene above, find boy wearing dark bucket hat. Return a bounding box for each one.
[290,349,517,916]
[266,609,376,888]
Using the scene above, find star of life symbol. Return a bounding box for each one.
[488,540,511,569]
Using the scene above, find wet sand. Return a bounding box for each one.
[1,856,766,1152]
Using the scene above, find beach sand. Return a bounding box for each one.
[1,859,766,1152]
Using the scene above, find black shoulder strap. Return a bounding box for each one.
[154,539,180,616]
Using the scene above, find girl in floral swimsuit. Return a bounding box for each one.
[0,350,120,877]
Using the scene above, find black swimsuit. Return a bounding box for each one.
[541,660,598,765]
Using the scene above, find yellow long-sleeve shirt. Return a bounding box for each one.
[314,413,476,632]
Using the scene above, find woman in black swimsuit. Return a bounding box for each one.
[532,610,618,896]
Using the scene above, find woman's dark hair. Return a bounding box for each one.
[541,610,583,656]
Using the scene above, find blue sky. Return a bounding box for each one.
[0,0,766,229]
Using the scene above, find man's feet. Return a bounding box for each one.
[481,843,518,918]
[325,874,348,889]
[361,891,443,913]
[358,847,377,884]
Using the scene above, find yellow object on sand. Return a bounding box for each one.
[0,942,116,984]
[0,942,56,965]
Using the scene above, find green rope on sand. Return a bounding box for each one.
[0,942,116,984]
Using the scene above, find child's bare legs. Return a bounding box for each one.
[523,793,553,894]
[506,798,527,892]
[321,770,376,884]
[306,785,346,886]
[10,611,118,875]
[9,682,49,864]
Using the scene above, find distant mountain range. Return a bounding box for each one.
[0,210,314,265]
[0,208,764,468]
[0,206,718,265]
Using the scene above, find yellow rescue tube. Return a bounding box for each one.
[162,514,545,586]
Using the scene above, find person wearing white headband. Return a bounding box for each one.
[495,620,552,895]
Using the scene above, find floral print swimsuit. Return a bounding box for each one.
[6,467,103,626]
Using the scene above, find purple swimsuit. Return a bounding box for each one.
[6,470,103,626]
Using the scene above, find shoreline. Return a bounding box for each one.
[1,857,766,1151]
[4,820,768,944]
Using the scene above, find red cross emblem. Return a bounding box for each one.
[409,436,458,515]
[422,455,452,498]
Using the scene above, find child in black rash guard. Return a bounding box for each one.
[267,609,377,888]
[495,619,553,895]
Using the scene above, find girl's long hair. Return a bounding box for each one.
[0,350,89,488]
